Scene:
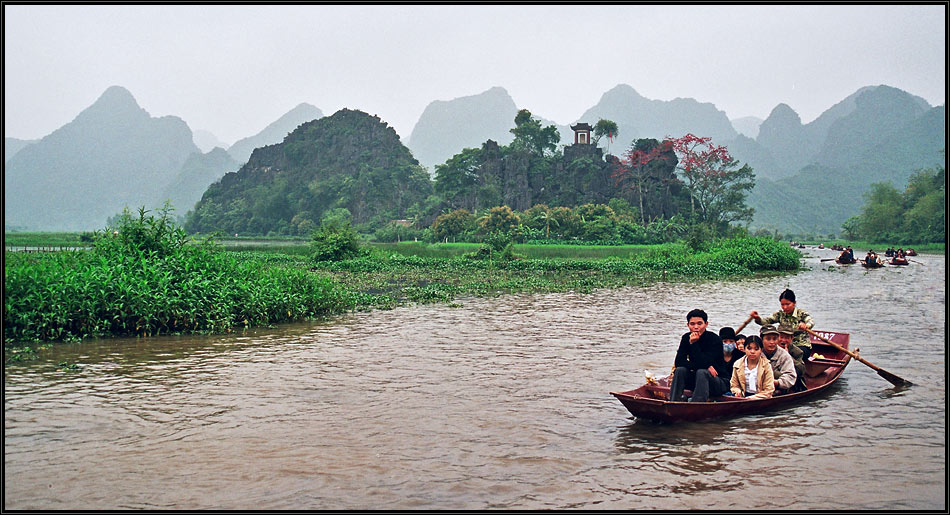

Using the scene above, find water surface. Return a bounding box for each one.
[4,250,945,509]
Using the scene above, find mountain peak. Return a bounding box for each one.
[92,85,141,111]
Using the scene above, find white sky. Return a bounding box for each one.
[4,4,946,145]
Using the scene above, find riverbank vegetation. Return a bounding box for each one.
[5,209,802,358]
[841,165,945,245]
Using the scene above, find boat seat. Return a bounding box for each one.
[805,357,848,377]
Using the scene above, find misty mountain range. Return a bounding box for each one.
[4,83,944,235]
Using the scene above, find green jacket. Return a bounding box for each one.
[760,307,814,349]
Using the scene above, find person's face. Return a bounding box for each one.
[762,334,779,352]
[746,343,762,361]
[780,299,795,314]
[736,338,745,351]
[687,317,708,334]
[778,334,793,349]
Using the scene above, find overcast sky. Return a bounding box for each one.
[4,4,946,146]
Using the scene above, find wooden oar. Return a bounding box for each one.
[909,259,925,266]
[820,258,837,262]
[735,315,754,334]
[805,328,912,387]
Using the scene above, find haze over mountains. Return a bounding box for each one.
[3,83,944,236]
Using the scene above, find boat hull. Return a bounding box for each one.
[611,331,851,423]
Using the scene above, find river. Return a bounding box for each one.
[4,249,945,509]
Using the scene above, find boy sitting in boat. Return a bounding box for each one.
[669,309,727,402]
[760,325,798,394]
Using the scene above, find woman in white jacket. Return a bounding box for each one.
[730,335,775,399]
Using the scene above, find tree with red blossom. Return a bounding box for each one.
[611,138,681,225]
[667,133,755,232]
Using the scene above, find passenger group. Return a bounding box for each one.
[668,288,815,402]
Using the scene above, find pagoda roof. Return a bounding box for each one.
[571,122,593,131]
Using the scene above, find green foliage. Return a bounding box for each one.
[5,209,355,344]
[593,119,619,145]
[845,166,945,244]
[94,203,191,259]
[431,209,477,242]
[372,222,424,243]
[510,109,560,157]
[478,206,521,236]
[310,222,364,262]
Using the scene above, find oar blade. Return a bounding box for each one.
[878,368,913,388]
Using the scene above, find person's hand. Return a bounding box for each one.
[749,310,760,321]
[798,322,808,330]
[707,365,718,377]
[774,380,780,387]
[689,331,700,344]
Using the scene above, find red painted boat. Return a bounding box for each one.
[610,331,852,423]
[906,249,918,256]
[890,257,909,266]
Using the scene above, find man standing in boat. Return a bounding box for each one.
[669,309,727,402]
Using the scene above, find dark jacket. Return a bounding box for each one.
[674,330,725,373]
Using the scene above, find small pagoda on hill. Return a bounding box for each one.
[563,121,604,161]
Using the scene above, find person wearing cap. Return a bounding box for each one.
[759,324,797,393]
[778,324,807,392]
[749,288,815,356]
[669,309,727,402]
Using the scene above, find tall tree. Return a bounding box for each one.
[509,109,560,157]
[593,119,619,153]
[667,134,756,232]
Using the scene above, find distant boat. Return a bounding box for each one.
[861,261,884,269]
[611,331,852,423]
[890,257,909,266]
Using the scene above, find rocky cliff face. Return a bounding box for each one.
[187,109,433,235]
[227,103,324,164]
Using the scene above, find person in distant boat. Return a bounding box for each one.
[730,335,775,399]
[669,309,727,402]
[758,325,797,393]
[897,248,905,259]
[846,246,855,261]
[838,249,854,263]
[778,325,807,392]
[749,288,815,356]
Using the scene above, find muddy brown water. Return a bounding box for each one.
[4,250,945,509]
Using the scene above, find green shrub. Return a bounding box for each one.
[310,222,364,261]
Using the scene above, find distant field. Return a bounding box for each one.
[3,232,89,248]
[6,233,943,256]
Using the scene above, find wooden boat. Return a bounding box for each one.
[861,261,884,268]
[890,257,909,266]
[906,249,918,256]
[836,256,856,264]
[611,331,852,423]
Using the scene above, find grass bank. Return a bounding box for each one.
[5,222,801,361]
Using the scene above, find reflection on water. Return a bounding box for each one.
[4,251,945,510]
